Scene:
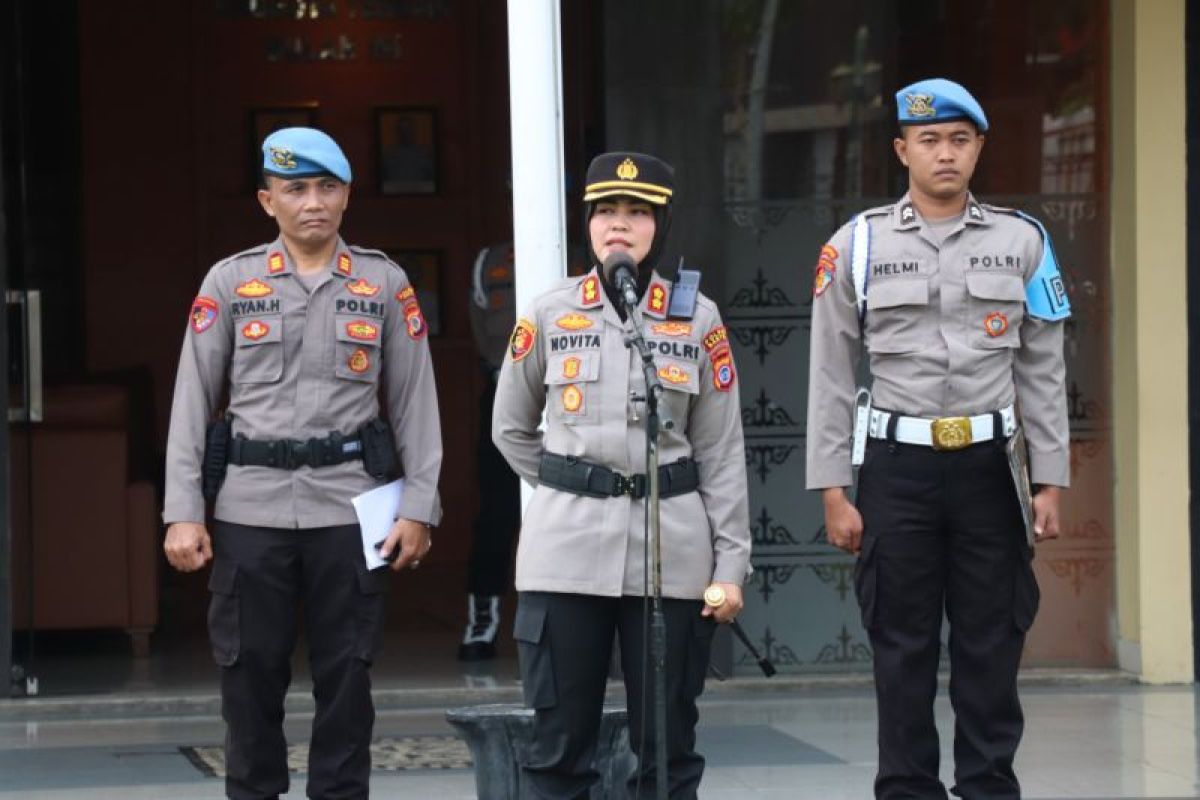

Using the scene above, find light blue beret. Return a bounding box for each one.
[895,78,988,132]
[261,127,352,183]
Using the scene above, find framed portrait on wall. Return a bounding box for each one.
[384,249,442,336]
[250,104,318,188]
[375,107,438,195]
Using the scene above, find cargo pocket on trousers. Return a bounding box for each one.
[354,563,390,664]
[514,594,557,709]
[853,535,879,632]
[1013,548,1041,633]
[207,559,240,667]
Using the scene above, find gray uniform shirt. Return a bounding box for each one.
[805,193,1070,490]
[492,269,752,599]
[163,237,443,528]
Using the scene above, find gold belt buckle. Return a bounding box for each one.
[931,416,972,451]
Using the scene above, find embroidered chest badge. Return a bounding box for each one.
[561,384,583,413]
[348,348,370,373]
[562,356,581,379]
[242,320,270,340]
[556,313,594,331]
[346,278,381,297]
[658,364,690,384]
[652,322,692,337]
[346,320,379,341]
[236,279,272,298]
[984,311,1009,337]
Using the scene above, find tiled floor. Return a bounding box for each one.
[3,630,1197,798]
[2,681,1199,798]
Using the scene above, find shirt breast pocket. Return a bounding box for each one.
[545,351,600,424]
[334,314,383,383]
[865,278,931,354]
[964,271,1025,349]
[656,360,699,424]
[231,316,283,385]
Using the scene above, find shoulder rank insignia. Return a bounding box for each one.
[242,320,270,341]
[267,252,286,274]
[236,278,273,298]
[395,286,416,303]
[580,275,601,307]
[191,296,218,334]
[346,278,381,297]
[646,281,669,318]
[510,318,537,362]
[337,253,352,276]
[556,313,594,331]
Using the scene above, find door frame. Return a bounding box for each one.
[1187,0,1199,682]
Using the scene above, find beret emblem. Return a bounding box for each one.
[269,146,297,170]
[904,93,937,118]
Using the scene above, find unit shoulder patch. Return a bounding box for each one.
[191,296,219,334]
[509,318,537,363]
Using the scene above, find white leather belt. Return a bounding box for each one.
[868,405,1016,451]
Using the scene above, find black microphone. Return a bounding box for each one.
[602,252,640,310]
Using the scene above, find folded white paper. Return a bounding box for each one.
[351,479,405,570]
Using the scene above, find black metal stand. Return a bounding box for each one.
[620,300,673,800]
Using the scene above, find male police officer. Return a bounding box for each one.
[163,127,442,800]
[806,80,1070,798]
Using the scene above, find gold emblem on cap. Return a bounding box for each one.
[615,157,639,181]
[703,585,726,608]
[905,93,937,118]
[269,146,297,170]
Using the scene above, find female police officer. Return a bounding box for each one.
[492,151,752,799]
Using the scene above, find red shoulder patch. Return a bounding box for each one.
[509,318,537,362]
[191,297,218,334]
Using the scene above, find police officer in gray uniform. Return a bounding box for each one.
[807,79,1070,799]
[163,127,442,800]
[493,152,751,799]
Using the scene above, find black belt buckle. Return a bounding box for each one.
[611,473,647,500]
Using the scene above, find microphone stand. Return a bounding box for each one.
[618,291,673,800]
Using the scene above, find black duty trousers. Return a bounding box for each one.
[467,375,520,596]
[854,439,1040,800]
[207,520,389,800]
[515,592,716,800]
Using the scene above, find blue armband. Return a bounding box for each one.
[1016,211,1071,321]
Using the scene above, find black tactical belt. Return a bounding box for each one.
[229,432,364,470]
[538,452,700,500]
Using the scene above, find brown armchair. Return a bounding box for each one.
[10,384,160,656]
